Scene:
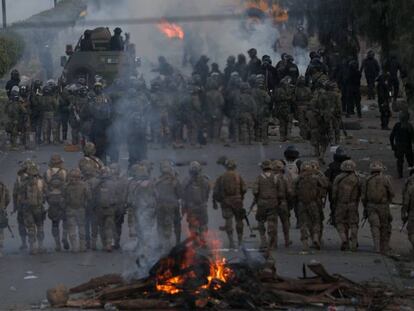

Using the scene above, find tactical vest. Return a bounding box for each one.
[221,171,242,198]
[184,177,209,206]
[155,175,180,205]
[296,174,319,203]
[65,182,87,209]
[336,173,360,204]
[46,168,66,205]
[21,177,44,207]
[256,174,278,200]
[365,174,389,204]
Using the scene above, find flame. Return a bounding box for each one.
[244,0,289,24]
[155,236,233,295]
[157,19,184,40]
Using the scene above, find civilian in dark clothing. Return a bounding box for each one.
[110,27,124,51]
[5,69,20,99]
[360,50,380,100]
[383,55,402,101]
[193,55,210,86]
[390,111,414,178]
[80,30,94,51]
[235,54,248,81]
[377,73,392,130]
[247,48,262,77]
[260,55,277,94]
[343,59,361,117]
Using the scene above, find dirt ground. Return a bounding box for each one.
[0,98,414,310]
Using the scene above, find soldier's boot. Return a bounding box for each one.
[226,231,235,249]
[54,237,62,252]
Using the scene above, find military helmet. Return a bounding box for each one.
[100,166,112,178]
[271,160,285,171]
[325,80,337,91]
[255,74,265,88]
[309,160,320,171]
[260,160,272,170]
[225,159,237,170]
[399,110,410,122]
[114,27,122,34]
[33,79,43,88]
[69,168,81,180]
[300,161,313,172]
[227,55,236,64]
[83,142,96,156]
[26,162,39,176]
[159,160,174,174]
[49,153,63,166]
[247,48,257,57]
[340,160,356,172]
[131,164,149,178]
[189,161,202,174]
[296,76,306,86]
[284,145,299,160]
[109,163,121,176]
[94,81,103,88]
[370,160,384,172]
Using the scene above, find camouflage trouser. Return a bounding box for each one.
[185,205,208,238]
[256,202,277,249]
[66,208,86,251]
[17,209,27,244]
[367,203,392,252]
[298,202,321,247]
[96,207,115,249]
[295,106,308,139]
[335,203,359,250]
[47,202,68,244]
[127,207,137,238]
[209,117,223,141]
[408,214,414,249]
[310,129,329,160]
[157,204,180,249]
[42,112,59,143]
[85,206,98,248]
[278,113,293,141]
[275,201,291,246]
[221,198,245,241]
[332,116,341,145]
[185,119,199,145]
[114,207,125,247]
[239,113,254,144]
[22,205,45,246]
[255,114,269,143]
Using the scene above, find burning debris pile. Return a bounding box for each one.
[47,238,413,310]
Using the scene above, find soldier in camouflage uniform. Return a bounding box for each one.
[6,86,30,147]
[273,76,294,142]
[64,169,91,252]
[182,162,211,240]
[180,83,203,146]
[78,142,104,249]
[402,174,414,254]
[19,163,46,254]
[253,160,278,252]
[226,73,242,144]
[325,81,342,145]
[294,76,312,140]
[44,154,69,251]
[332,160,362,251]
[41,85,59,144]
[29,80,43,144]
[294,162,325,250]
[205,77,225,141]
[154,161,182,250]
[149,79,170,146]
[69,86,88,145]
[213,159,247,248]
[0,181,10,257]
[271,160,293,248]
[362,161,394,253]
[238,82,256,145]
[252,74,271,144]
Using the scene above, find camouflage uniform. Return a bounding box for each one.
[64,169,91,252]
[325,82,342,145]
[213,160,247,248]
[40,88,59,144]
[294,77,312,140]
[273,77,294,142]
[253,160,279,251]
[362,161,394,253]
[149,80,170,146]
[238,83,256,145]
[19,163,46,254]
[332,160,362,251]
[272,160,293,248]
[294,162,325,250]
[181,85,203,146]
[403,177,414,252]
[252,75,271,143]
[5,90,30,147]
[29,81,43,144]
[78,142,104,249]
[0,181,10,257]
[154,161,182,249]
[205,78,225,141]
[226,73,242,143]
[44,154,68,251]
[182,162,211,239]
[69,87,88,145]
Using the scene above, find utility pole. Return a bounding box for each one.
[2,0,6,29]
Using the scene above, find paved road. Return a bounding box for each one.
[0,102,413,309]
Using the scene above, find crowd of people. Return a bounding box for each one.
[0,142,413,258]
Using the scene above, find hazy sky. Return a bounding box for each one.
[4,0,54,24]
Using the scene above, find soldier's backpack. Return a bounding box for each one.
[222,172,241,197]
[22,177,44,207]
[96,181,111,209]
[366,175,387,204]
[284,159,299,181]
[297,175,319,203]
[46,169,66,205]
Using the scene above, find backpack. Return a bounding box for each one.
[297,175,319,203]
[46,169,66,205]
[22,177,44,207]
[284,159,299,181]
[366,175,388,204]
[96,180,111,208]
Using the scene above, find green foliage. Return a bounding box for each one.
[0,32,24,78]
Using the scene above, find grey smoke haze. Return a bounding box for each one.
[5,0,54,24]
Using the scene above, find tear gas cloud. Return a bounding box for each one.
[5,0,54,24]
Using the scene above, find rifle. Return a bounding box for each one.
[360,215,368,228]
[247,200,257,216]
[340,118,348,137]
[244,214,256,238]
[7,224,15,238]
[400,221,408,232]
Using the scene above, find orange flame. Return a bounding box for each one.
[157,19,184,40]
[244,0,288,24]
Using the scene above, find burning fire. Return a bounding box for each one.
[155,238,233,295]
[157,19,185,40]
[244,0,289,24]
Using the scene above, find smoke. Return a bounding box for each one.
[5,0,53,24]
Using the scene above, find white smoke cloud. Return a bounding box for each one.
[5,0,53,24]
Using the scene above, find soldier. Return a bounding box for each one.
[390,111,414,178]
[238,82,256,145]
[224,55,237,88]
[0,181,10,257]
[274,76,294,142]
[64,169,91,252]
[377,73,392,130]
[252,160,278,252]
[294,162,324,250]
[325,147,351,225]
[182,162,210,241]
[19,162,46,254]
[252,74,271,144]
[213,159,247,248]
[360,50,380,100]
[154,161,182,250]
[5,69,20,99]
[294,76,312,140]
[149,78,170,147]
[362,161,394,253]
[78,142,104,249]
[41,84,59,144]
[247,48,262,77]
[29,80,43,144]
[325,80,343,145]
[205,77,225,141]
[332,160,362,251]
[271,160,293,248]
[180,83,203,146]
[226,72,242,144]
[69,86,88,145]
[5,86,30,148]
[402,178,414,254]
[44,154,68,251]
